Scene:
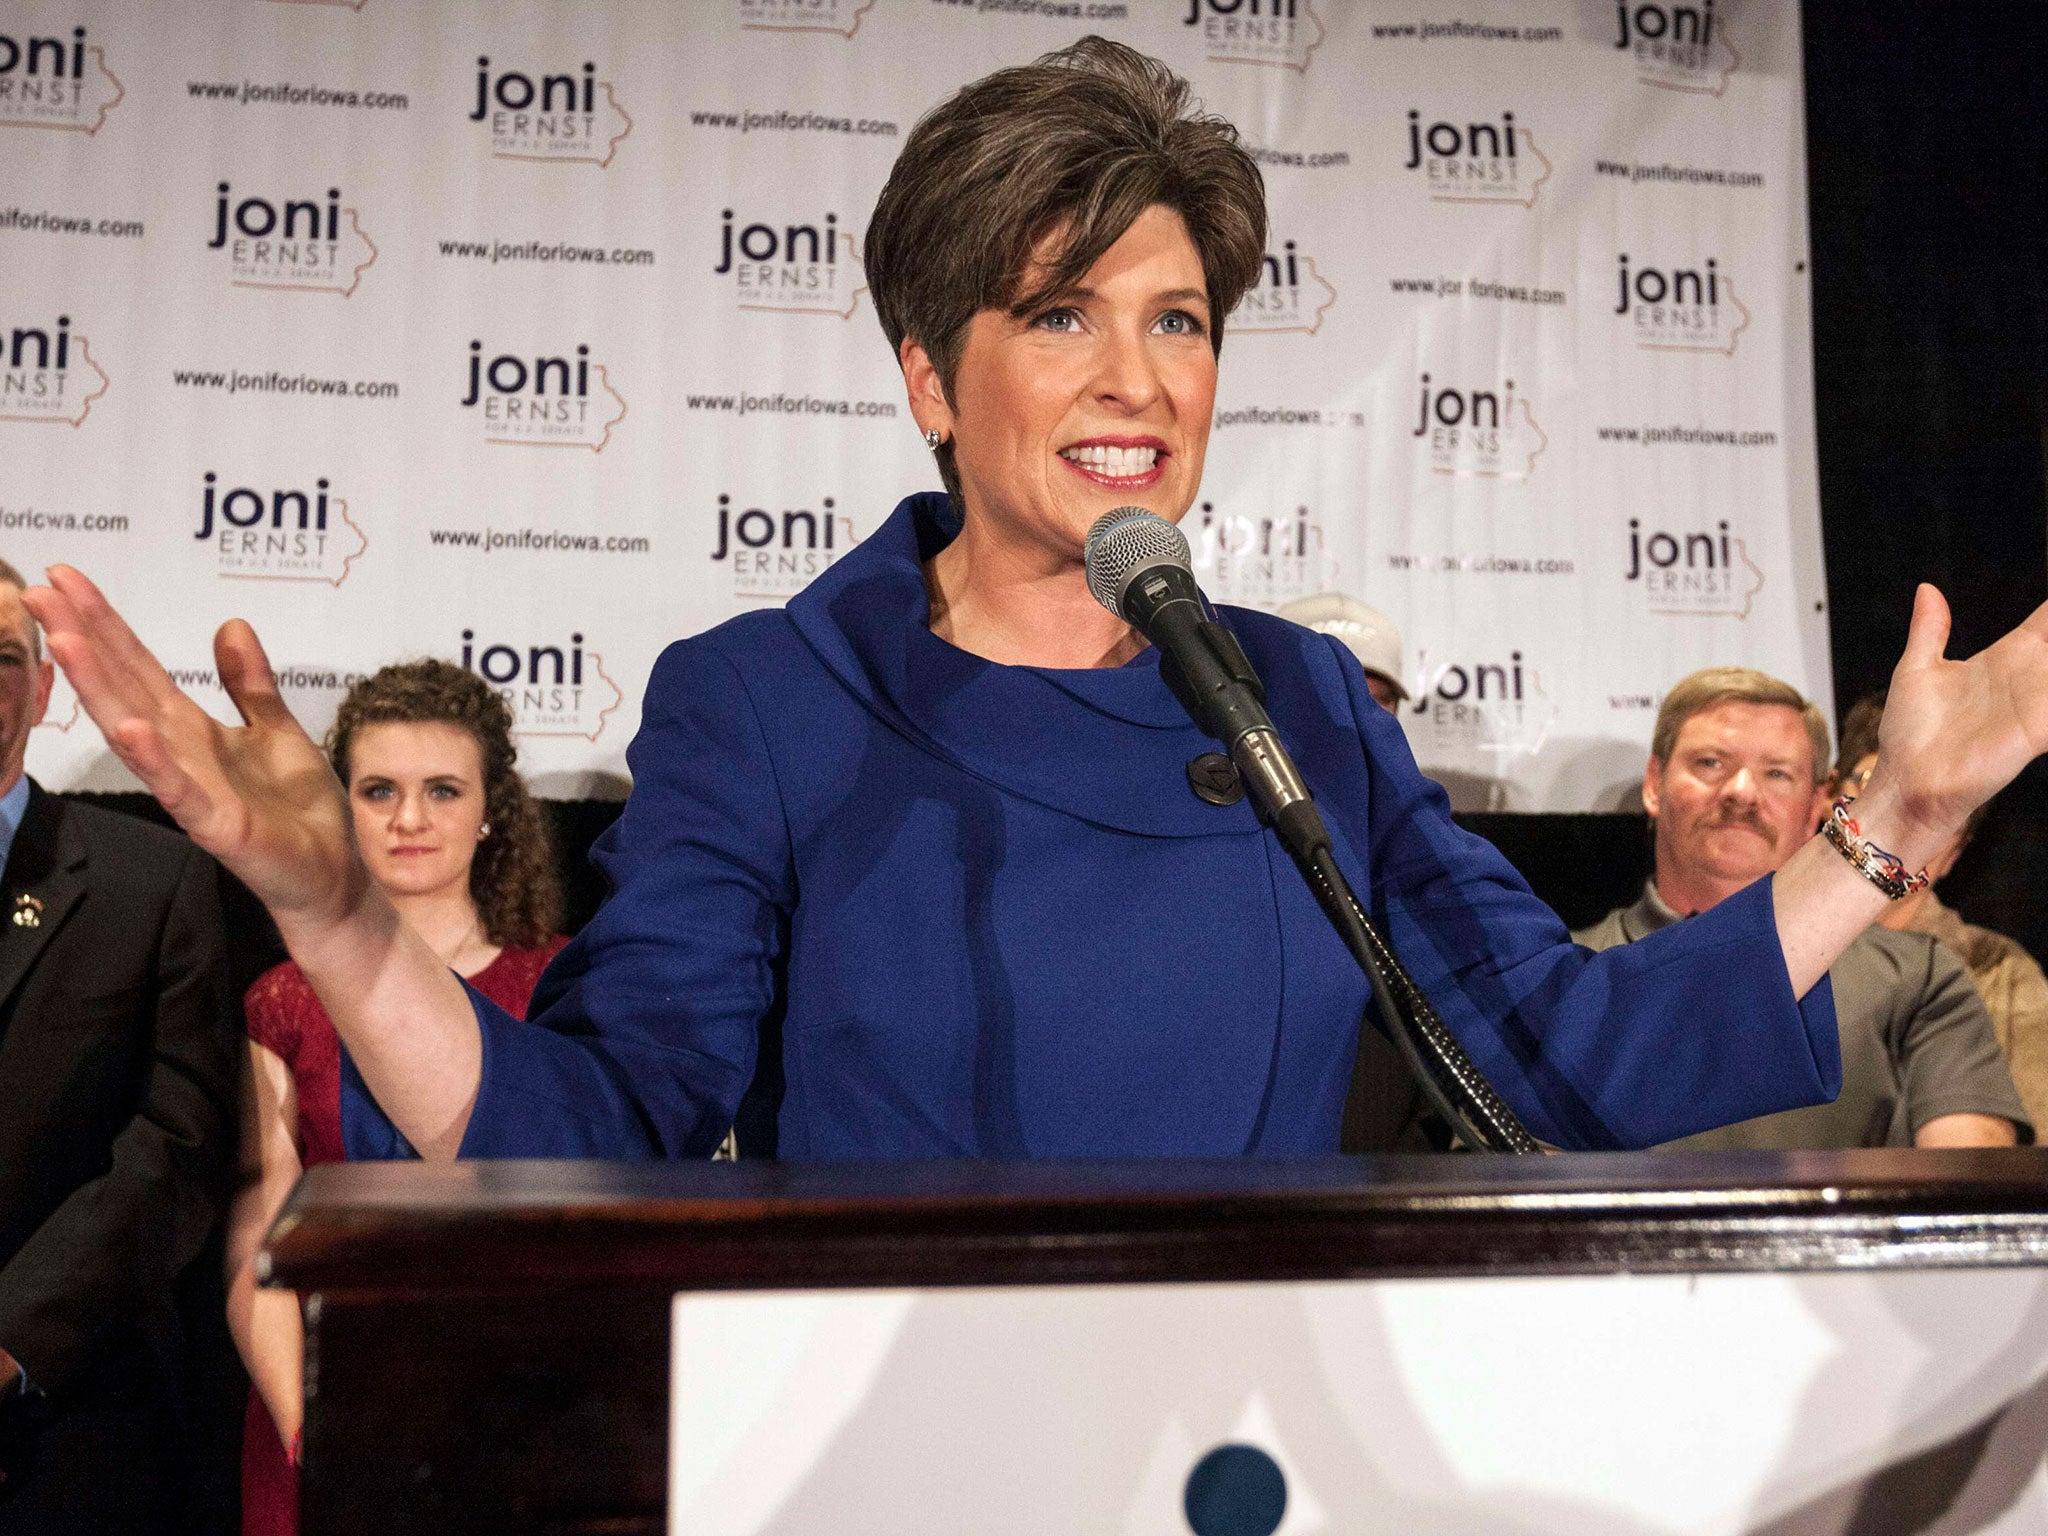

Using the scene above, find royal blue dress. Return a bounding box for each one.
[344,493,1839,1160]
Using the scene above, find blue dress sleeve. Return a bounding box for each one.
[1331,640,1841,1150]
[342,635,795,1161]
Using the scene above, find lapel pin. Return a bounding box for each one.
[12,894,42,929]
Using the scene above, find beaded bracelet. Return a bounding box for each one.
[1819,798,1930,901]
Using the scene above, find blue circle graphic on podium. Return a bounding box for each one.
[1183,1443,1287,1536]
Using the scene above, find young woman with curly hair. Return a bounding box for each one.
[224,660,565,1535]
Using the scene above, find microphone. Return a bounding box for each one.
[1083,507,1326,858]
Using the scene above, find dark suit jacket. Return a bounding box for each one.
[0,782,237,1531]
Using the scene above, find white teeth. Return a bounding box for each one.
[1061,444,1159,477]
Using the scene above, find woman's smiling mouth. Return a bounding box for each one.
[1058,439,1167,488]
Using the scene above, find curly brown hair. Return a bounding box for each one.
[327,659,561,948]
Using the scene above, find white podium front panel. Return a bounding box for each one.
[672,1270,2048,1535]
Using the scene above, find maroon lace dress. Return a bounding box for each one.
[239,937,568,1536]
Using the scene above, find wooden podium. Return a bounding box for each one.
[264,1151,2048,1535]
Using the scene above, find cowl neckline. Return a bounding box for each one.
[784,493,1264,838]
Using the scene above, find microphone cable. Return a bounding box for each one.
[1292,831,1543,1155]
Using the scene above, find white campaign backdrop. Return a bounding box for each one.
[2,0,1828,810]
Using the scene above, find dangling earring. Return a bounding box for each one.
[923,427,942,451]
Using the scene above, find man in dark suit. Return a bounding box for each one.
[0,561,238,1533]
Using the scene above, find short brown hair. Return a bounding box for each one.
[864,36,1266,507]
[1651,666,1831,785]
[1835,689,1885,781]
[328,659,561,948]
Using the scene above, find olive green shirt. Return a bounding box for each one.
[1908,892,2048,1137]
[1575,883,2030,1149]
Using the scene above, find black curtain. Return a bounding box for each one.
[1805,0,2048,958]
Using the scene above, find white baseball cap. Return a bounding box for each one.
[1277,593,1408,701]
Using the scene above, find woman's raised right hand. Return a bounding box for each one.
[25,567,367,932]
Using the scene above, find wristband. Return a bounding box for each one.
[1820,798,1930,901]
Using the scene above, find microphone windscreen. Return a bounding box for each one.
[1083,507,1192,619]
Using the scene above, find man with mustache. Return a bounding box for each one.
[1575,667,2028,1149]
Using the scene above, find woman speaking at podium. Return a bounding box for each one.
[29,40,2048,1162]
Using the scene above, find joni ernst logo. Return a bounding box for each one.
[1403,109,1551,208]
[470,56,632,167]
[196,472,367,586]
[1185,0,1325,74]
[1412,372,1547,480]
[716,209,866,318]
[1230,239,1337,335]
[0,316,109,427]
[461,628,623,741]
[712,493,857,599]
[0,25,123,134]
[1410,647,1556,755]
[1189,500,1332,607]
[1614,0,1738,96]
[1614,253,1749,355]
[738,0,875,37]
[1627,517,1764,618]
[461,340,628,451]
[208,182,378,296]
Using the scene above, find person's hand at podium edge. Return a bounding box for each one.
[24,564,2048,1161]
[24,571,481,1159]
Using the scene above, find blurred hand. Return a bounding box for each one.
[24,568,365,933]
[1865,584,2048,863]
